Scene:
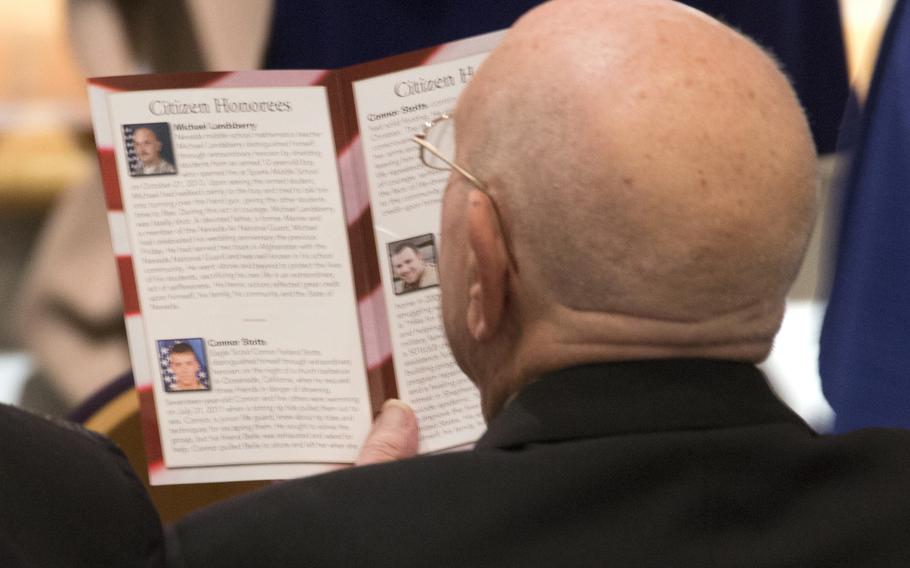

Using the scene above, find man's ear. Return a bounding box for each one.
[466,189,509,341]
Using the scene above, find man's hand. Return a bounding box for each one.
[355,399,419,466]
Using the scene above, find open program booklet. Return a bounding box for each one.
[89,31,503,485]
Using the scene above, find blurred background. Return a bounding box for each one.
[0,0,271,413]
[0,0,899,427]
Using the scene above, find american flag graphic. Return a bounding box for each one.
[122,125,142,176]
[157,338,209,391]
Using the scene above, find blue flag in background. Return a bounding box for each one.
[820,0,910,433]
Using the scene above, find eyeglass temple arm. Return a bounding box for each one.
[412,134,520,271]
[411,135,487,191]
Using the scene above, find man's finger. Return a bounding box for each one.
[355,399,419,466]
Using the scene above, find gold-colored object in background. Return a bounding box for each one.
[0,0,93,207]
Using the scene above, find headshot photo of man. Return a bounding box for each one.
[389,235,439,295]
[125,123,177,176]
[159,339,209,392]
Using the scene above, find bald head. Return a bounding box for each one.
[440,0,817,416]
[133,127,165,166]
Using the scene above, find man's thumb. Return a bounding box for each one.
[355,399,419,466]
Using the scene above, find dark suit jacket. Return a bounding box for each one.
[0,403,164,567]
[169,360,910,566]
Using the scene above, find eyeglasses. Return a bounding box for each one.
[411,113,486,191]
[411,113,518,270]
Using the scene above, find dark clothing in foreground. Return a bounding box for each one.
[4,360,910,566]
[172,360,910,567]
[0,403,164,567]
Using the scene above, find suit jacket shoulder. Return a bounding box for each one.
[171,360,910,567]
[0,404,165,567]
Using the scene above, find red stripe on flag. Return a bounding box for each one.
[138,387,164,465]
[116,256,140,315]
[97,148,123,211]
[88,72,233,92]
